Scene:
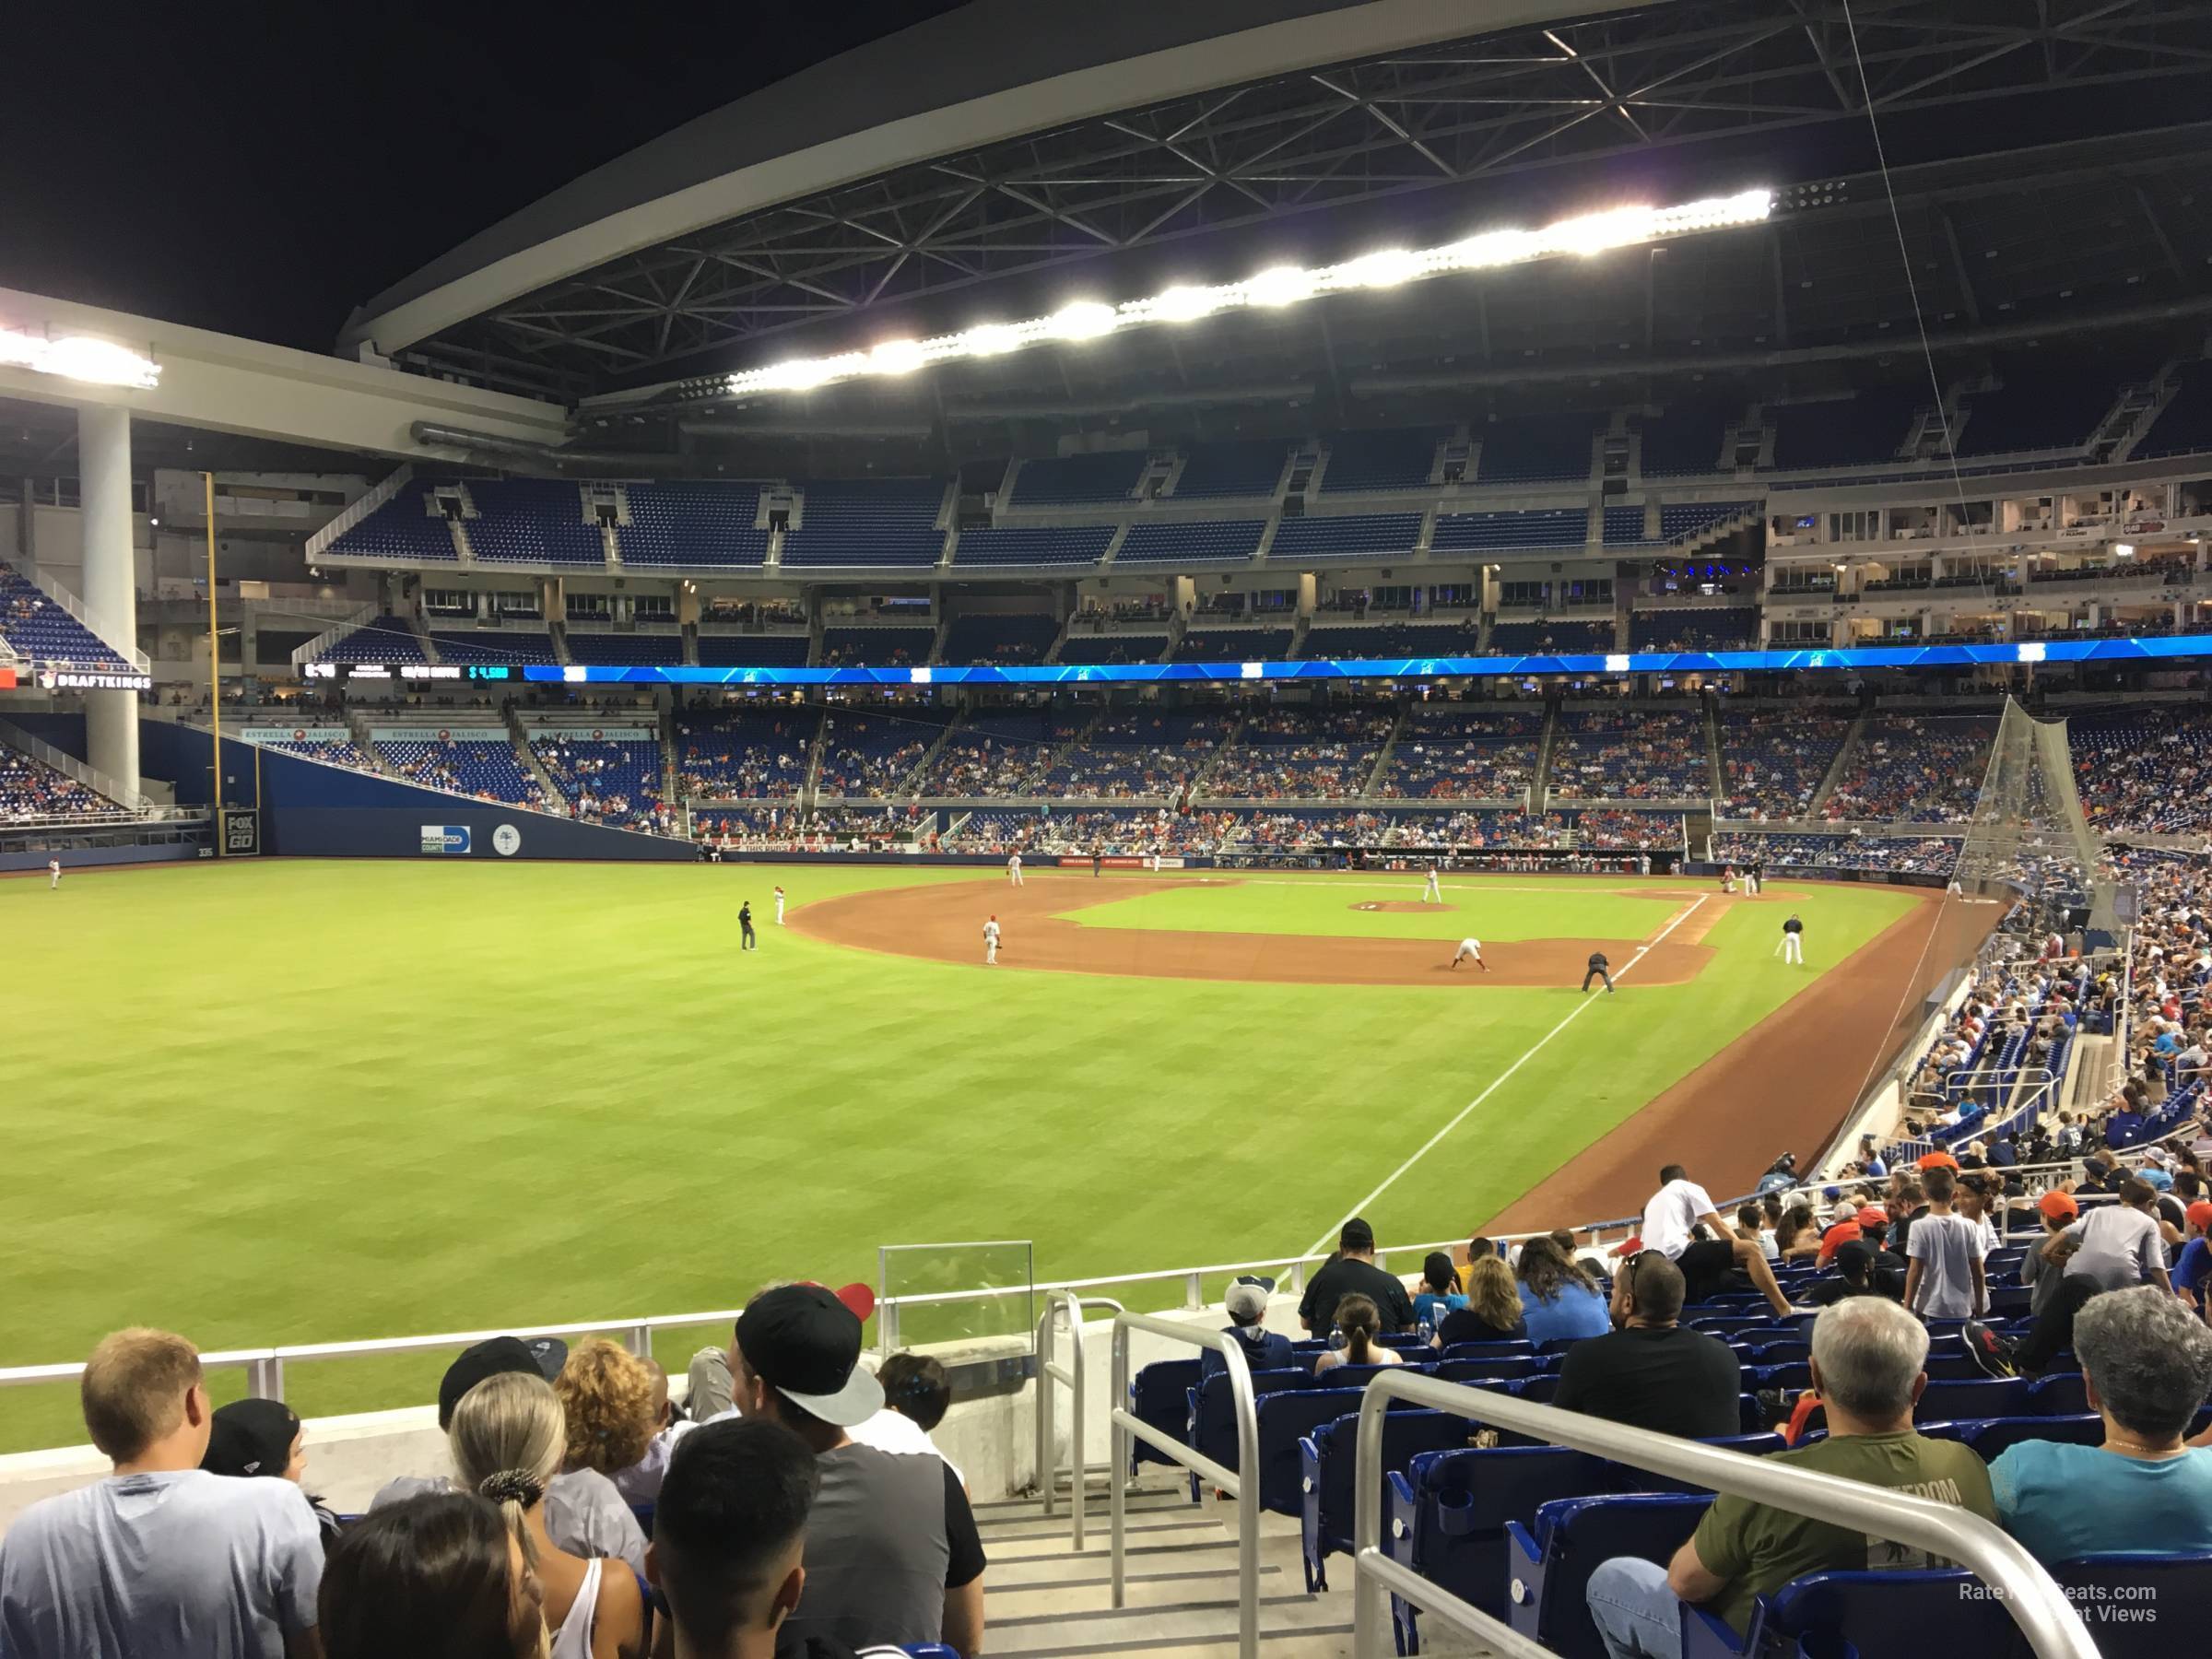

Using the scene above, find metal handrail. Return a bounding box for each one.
[1349,1370,2098,1659]
[1034,1291,1124,1547]
[1110,1311,1260,1659]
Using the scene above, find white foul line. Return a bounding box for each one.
[1300,894,1711,1258]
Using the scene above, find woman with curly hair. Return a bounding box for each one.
[553,1340,661,1499]
[449,1371,647,1659]
[1512,1235,1611,1345]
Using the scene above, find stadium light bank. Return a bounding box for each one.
[720,188,1773,399]
[0,325,161,390]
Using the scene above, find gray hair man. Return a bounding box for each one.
[1988,1286,2212,1563]
[1584,1297,1995,1659]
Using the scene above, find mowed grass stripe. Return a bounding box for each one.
[0,862,1908,1452]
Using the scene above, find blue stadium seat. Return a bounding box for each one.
[1304,1407,1494,1594]
[1320,427,1442,493]
[1384,1445,1615,1644]
[1266,512,1424,561]
[1188,1369,1310,1491]
[324,483,461,565]
[1684,1569,2013,1659]
[1914,1378,2032,1421]
[1602,1434,1785,1499]
[1115,519,1265,564]
[1173,440,1288,499]
[1959,1414,2106,1460]
[1506,1493,1712,1659]
[2026,1374,2090,1417]
[1008,452,1145,505]
[465,479,606,567]
[1436,1358,1541,1385]
[2049,1555,2212,1657]
[1128,1358,1201,1470]
[1254,1388,1365,1516]
[619,482,768,568]
[954,524,1114,567]
[782,478,947,568]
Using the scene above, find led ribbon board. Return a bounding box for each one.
[504,631,2212,686]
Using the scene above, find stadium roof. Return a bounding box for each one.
[343,0,2212,407]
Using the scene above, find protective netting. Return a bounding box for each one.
[1949,697,2120,937]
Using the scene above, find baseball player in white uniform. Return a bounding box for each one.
[983,914,1002,964]
[1007,852,1024,887]
[773,885,786,924]
[1450,937,1490,972]
[1422,863,1443,903]
[48,858,61,889]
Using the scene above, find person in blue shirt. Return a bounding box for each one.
[1990,1286,2212,1563]
[1411,1253,1467,1334]
[1200,1277,1293,1382]
[1513,1234,1614,1346]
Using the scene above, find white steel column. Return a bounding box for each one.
[76,404,139,793]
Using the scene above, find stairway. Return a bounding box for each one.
[1701,694,1724,802]
[1359,707,1407,798]
[888,708,961,798]
[974,1480,1351,1659]
[1805,708,1870,819]
[1529,700,1559,810]
[508,713,565,811]
[1192,713,1250,795]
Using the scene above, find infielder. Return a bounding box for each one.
[773,885,786,925]
[1007,851,1024,887]
[1780,912,1804,965]
[1422,862,1443,903]
[983,914,1002,965]
[48,857,61,890]
[1450,937,1490,972]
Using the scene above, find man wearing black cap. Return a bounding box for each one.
[370,1334,647,1572]
[1297,1219,1418,1337]
[723,1285,985,1658]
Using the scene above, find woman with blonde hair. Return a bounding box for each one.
[1437,1254,1530,1347]
[448,1371,647,1659]
[1312,1294,1403,1374]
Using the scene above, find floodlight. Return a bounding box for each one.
[1342,249,1420,288]
[2113,543,2136,557]
[1152,286,1225,323]
[962,324,1020,355]
[0,327,161,389]
[715,186,1773,397]
[1047,302,1117,340]
[1245,265,1315,307]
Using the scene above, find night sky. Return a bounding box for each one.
[0,3,960,353]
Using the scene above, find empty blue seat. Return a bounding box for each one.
[1436,1358,1540,1385]
[1128,1358,1200,1471]
[2027,1373,2090,1417]
[1506,1493,1712,1659]
[2050,1554,2212,1657]
[1304,1408,1489,1593]
[1253,1388,1365,1516]
[1685,1568,2014,1659]
[1384,1444,1614,1648]
[1915,1378,2031,1421]
[1188,1368,1309,1488]
[1960,1414,2106,1459]
[1443,1341,1535,1361]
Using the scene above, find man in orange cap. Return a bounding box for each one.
[2176,1198,2212,1323]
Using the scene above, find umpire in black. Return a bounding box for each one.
[740,900,758,950]
[1582,949,1615,994]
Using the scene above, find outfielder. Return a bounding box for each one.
[1450,937,1490,972]
[773,885,786,925]
[48,857,61,890]
[1007,851,1024,887]
[1422,862,1443,903]
[1780,912,1804,965]
[983,914,1002,965]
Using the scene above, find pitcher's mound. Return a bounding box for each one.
[1350,900,1452,913]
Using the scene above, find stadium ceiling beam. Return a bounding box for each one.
[407,0,2212,401]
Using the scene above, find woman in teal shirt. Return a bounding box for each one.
[1991,1287,2212,1561]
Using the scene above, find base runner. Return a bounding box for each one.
[1450,937,1490,972]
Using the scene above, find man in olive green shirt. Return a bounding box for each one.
[1585,1297,1995,1658]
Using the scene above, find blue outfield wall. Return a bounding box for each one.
[148,723,694,863]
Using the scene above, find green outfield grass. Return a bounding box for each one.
[1068,873,1687,941]
[0,860,1916,1451]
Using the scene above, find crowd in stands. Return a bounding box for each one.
[953,805,1237,855]
[2069,702,2212,836]
[1716,708,1853,819]
[676,707,813,799]
[1042,710,1230,798]
[1375,706,1542,801]
[375,736,554,810]
[1822,713,1998,822]
[1204,706,1394,798]
[815,708,948,798]
[1711,832,1962,876]
[532,737,667,833]
[1575,809,1685,852]
[0,748,121,821]
[1548,709,1710,800]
